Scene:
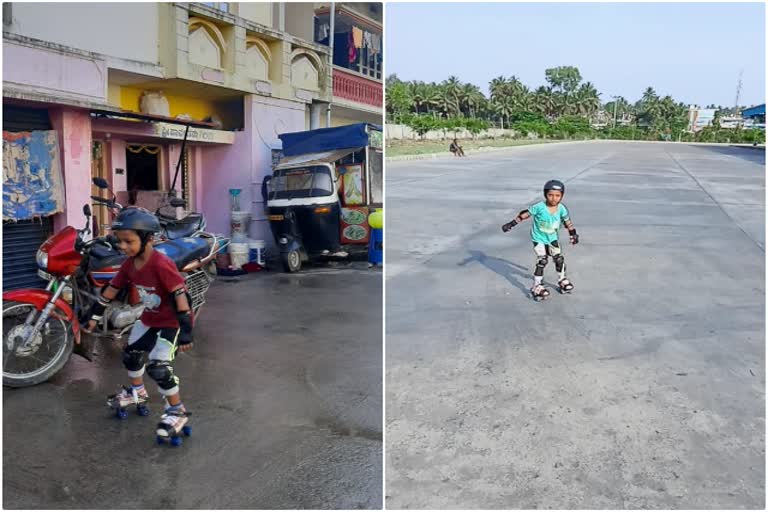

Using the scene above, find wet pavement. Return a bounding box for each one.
[4,265,382,509]
[386,142,765,509]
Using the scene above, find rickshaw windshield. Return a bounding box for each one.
[268,166,334,200]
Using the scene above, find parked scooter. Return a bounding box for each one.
[2,202,226,388]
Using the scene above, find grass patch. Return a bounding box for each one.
[386,138,555,157]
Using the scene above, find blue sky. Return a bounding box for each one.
[386,2,766,107]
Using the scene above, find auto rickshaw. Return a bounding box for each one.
[265,123,382,272]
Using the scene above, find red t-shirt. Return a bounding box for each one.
[110,250,186,328]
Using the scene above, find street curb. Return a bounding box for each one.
[385,140,590,162]
[386,140,765,161]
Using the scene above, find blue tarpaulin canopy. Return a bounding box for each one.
[742,104,765,118]
[278,123,382,157]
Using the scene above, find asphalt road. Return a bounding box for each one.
[4,266,382,509]
[385,142,765,509]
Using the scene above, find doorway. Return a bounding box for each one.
[126,145,160,204]
[91,141,109,235]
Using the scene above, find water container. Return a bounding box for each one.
[230,211,250,242]
[229,242,250,269]
[248,240,266,265]
[229,189,242,212]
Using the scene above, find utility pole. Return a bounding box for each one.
[612,95,619,129]
[734,69,743,117]
[326,2,336,128]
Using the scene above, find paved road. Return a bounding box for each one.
[385,142,765,509]
[4,267,382,509]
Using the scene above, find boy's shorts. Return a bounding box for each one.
[533,240,562,258]
[127,320,180,361]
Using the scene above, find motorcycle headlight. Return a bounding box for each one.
[36,249,48,270]
[279,237,288,245]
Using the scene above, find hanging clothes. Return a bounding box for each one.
[369,33,381,56]
[352,26,363,48]
[348,32,357,63]
[363,31,372,52]
[316,22,330,41]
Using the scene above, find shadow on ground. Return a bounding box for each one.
[458,249,559,299]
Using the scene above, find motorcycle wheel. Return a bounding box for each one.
[281,249,302,273]
[3,301,74,388]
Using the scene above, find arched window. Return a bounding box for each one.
[245,36,271,81]
[188,17,227,69]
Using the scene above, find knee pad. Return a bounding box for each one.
[147,360,178,395]
[122,350,145,373]
[534,256,548,276]
[553,254,565,272]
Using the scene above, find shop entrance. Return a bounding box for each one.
[126,145,160,204]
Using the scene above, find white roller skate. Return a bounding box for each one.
[558,278,575,294]
[107,385,150,419]
[531,284,551,302]
[156,407,192,447]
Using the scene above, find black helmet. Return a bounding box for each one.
[543,180,565,196]
[111,207,161,234]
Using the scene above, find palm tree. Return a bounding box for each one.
[642,87,658,105]
[493,96,515,130]
[408,82,427,115]
[489,76,507,103]
[575,82,600,117]
[422,84,442,116]
[534,86,556,119]
[461,83,483,118]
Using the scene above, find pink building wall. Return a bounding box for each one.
[3,40,106,104]
[49,108,93,231]
[200,95,306,248]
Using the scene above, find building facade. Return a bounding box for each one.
[313,3,383,128]
[2,2,381,289]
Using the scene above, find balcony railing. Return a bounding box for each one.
[333,67,382,108]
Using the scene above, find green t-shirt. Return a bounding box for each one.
[528,201,569,245]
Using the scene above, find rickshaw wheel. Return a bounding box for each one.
[282,249,302,273]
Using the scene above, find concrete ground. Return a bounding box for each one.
[386,142,765,509]
[4,266,382,509]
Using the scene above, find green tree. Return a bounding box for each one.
[385,75,412,122]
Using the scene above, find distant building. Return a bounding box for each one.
[741,104,765,129]
[687,106,717,132]
[718,116,744,129]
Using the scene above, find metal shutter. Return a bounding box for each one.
[2,104,52,132]
[2,219,54,291]
[3,105,56,290]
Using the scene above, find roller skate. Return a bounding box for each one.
[530,284,550,302]
[558,278,574,294]
[156,407,192,447]
[107,385,150,419]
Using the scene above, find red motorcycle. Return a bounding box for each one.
[3,203,226,388]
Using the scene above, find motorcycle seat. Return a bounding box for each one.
[161,213,204,240]
[89,243,127,270]
[155,237,211,271]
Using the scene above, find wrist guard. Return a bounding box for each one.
[176,311,193,345]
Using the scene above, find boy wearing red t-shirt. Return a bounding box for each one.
[84,208,193,441]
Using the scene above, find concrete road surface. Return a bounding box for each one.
[385,142,765,509]
[4,267,382,509]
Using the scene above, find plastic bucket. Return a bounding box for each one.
[248,240,266,265]
[229,242,250,269]
[368,228,383,264]
[230,211,251,242]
